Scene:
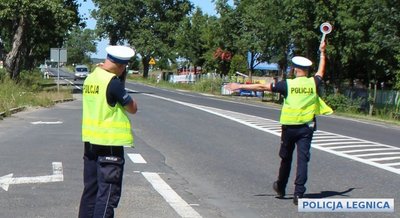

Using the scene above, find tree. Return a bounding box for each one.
[0,0,81,79]
[234,0,282,78]
[92,0,193,78]
[321,0,400,90]
[66,27,97,65]
[193,15,220,73]
[175,8,209,74]
[212,0,238,75]
[229,54,247,76]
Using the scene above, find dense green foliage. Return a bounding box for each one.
[92,0,193,78]
[0,0,82,79]
[0,0,399,119]
[65,27,97,65]
[1,0,398,90]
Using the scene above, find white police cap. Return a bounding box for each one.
[292,56,312,69]
[106,45,135,64]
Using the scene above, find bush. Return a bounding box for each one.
[19,70,43,92]
[324,94,362,113]
[193,78,223,94]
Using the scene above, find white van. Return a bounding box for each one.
[74,65,89,81]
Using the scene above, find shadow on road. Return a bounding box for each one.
[254,187,357,200]
[304,187,357,199]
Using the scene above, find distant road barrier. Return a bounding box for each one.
[169,74,196,83]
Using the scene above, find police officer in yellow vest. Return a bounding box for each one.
[226,41,332,205]
[79,45,137,218]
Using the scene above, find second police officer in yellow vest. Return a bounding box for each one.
[226,41,332,205]
[79,45,137,218]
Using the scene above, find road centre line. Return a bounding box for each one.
[127,153,147,164]
[136,92,400,175]
[141,172,202,218]
[126,153,201,217]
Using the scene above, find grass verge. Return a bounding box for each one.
[0,71,72,117]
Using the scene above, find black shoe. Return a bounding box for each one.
[273,181,285,198]
[293,195,302,205]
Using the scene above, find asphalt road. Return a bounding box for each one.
[0,71,399,218]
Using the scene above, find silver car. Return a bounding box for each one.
[74,65,89,81]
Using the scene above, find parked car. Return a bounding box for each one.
[74,65,89,81]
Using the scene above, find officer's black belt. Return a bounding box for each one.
[282,124,309,129]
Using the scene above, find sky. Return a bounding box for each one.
[78,0,226,58]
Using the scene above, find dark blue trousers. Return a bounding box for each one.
[276,124,313,197]
[79,142,125,218]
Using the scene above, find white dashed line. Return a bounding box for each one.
[127,153,201,217]
[127,153,147,164]
[141,172,202,218]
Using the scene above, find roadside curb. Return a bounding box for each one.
[53,98,74,104]
[0,98,75,119]
[0,106,26,119]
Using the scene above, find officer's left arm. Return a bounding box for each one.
[315,41,326,78]
[107,78,137,114]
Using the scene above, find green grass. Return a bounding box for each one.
[0,71,72,116]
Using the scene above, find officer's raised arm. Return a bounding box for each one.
[315,41,326,78]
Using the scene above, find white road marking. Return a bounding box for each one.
[314,141,365,146]
[142,172,202,218]
[384,162,400,167]
[127,153,200,217]
[342,148,395,154]
[31,121,63,125]
[312,138,358,142]
[367,156,400,161]
[353,152,400,157]
[136,92,400,175]
[66,79,82,90]
[0,162,63,191]
[128,153,147,164]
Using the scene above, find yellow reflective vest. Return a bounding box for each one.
[280,77,333,125]
[82,67,133,146]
